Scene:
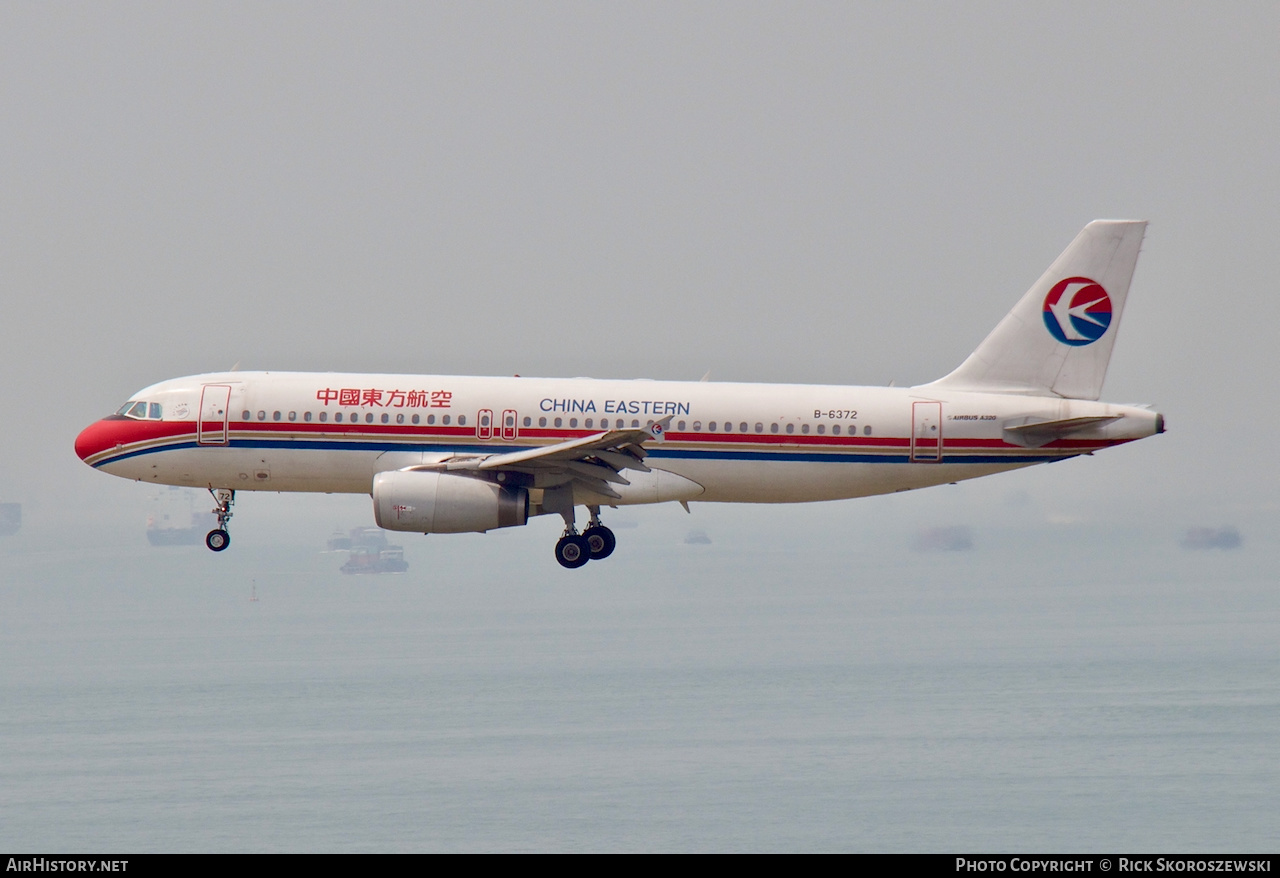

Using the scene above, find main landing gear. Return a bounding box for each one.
[554,505,616,569]
[206,487,234,552]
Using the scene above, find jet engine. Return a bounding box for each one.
[372,470,528,534]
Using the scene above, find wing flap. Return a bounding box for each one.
[591,449,651,472]
[565,461,631,485]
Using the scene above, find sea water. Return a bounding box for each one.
[2,519,1277,852]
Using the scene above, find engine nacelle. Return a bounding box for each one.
[373,470,528,534]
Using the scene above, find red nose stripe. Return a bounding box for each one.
[75,417,194,463]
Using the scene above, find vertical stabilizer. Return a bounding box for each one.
[922,220,1146,400]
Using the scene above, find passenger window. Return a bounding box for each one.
[442,415,451,425]
[770,423,778,433]
[802,424,810,434]
[365,413,373,424]
[538,417,547,427]
[569,418,578,428]
[817,424,826,434]
[242,410,251,420]
[427,414,436,425]
[257,411,266,421]
[709,421,717,431]
[693,421,702,431]
[785,423,794,434]
[288,412,297,422]
[304,412,313,422]
[273,411,281,421]
[381,414,389,424]
[412,415,420,424]
[335,413,344,423]
[863,425,872,436]
[505,415,514,427]
[319,412,328,422]
[754,423,763,433]
[833,424,841,435]
[523,417,531,427]
[600,419,609,429]
[554,417,563,428]
[585,418,593,429]
[632,420,640,428]
[396,414,404,424]
[739,422,748,433]
[458,415,466,426]
[678,420,686,431]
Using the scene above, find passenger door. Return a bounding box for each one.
[197,385,232,446]
[910,401,942,462]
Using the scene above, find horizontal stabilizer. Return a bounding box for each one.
[1002,415,1121,448]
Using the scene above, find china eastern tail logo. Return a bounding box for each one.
[1042,277,1112,346]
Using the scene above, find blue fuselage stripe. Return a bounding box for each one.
[93,435,1070,468]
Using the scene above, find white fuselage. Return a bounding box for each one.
[77,371,1161,508]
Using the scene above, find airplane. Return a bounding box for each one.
[75,220,1163,568]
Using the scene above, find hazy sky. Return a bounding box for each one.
[3,2,1277,545]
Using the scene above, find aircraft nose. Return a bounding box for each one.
[75,418,121,464]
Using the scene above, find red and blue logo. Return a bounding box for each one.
[1042,277,1112,346]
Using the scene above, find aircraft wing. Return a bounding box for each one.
[411,416,672,500]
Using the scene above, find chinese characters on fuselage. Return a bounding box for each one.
[316,388,452,408]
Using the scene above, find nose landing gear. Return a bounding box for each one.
[205,487,235,552]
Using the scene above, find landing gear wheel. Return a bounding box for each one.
[206,529,231,552]
[583,525,616,560]
[554,534,591,569]
[207,487,235,552]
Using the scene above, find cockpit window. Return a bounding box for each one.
[117,400,162,420]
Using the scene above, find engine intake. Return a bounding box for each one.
[373,471,528,534]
